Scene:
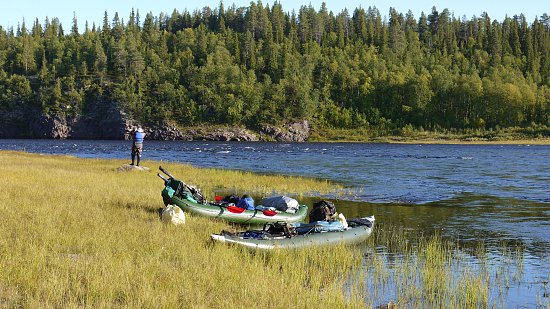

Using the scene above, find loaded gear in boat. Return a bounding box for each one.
[309,200,337,223]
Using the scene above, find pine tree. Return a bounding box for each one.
[71,12,79,36]
[0,3,547,131]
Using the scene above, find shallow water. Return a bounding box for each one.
[1,139,549,306]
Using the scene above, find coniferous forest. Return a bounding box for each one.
[0,2,549,137]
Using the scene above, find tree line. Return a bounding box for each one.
[0,2,549,133]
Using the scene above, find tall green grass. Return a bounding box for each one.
[0,151,531,307]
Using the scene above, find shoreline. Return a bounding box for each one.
[308,127,550,145]
[297,137,550,145]
[371,138,550,145]
[2,136,550,145]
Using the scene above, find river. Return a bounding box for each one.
[1,139,549,307]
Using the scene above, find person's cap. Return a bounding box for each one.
[137,127,144,133]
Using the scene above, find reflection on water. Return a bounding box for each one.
[1,139,549,306]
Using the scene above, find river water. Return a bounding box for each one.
[1,139,549,307]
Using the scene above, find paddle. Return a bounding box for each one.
[157,173,169,183]
[159,166,206,203]
[159,165,175,178]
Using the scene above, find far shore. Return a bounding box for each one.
[375,138,550,145]
[308,127,550,145]
[1,135,550,145]
[309,136,550,145]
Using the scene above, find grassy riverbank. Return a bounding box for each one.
[0,152,530,307]
[309,126,550,144]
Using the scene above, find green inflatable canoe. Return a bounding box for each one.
[211,216,375,250]
[159,167,308,225]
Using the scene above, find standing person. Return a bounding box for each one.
[131,126,146,166]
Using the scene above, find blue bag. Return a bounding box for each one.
[236,195,255,210]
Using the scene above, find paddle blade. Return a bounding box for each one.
[226,205,246,213]
[215,195,223,202]
[262,210,277,216]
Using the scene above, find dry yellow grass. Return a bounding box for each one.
[0,151,526,308]
[0,151,362,308]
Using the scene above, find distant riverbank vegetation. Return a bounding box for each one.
[311,124,550,143]
[0,3,548,139]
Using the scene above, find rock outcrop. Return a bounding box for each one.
[31,114,72,139]
[117,164,151,172]
[146,122,188,141]
[185,127,259,141]
[71,108,130,140]
[0,109,33,138]
[0,102,310,142]
[142,123,259,141]
[259,120,310,142]
[0,96,131,140]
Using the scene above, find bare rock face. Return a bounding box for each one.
[2,95,132,139]
[71,102,130,140]
[0,108,43,138]
[0,109,72,139]
[0,109,35,138]
[31,114,71,139]
[145,122,188,141]
[0,98,309,142]
[172,126,258,141]
[260,120,310,142]
[125,122,259,141]
[195,127,259,141]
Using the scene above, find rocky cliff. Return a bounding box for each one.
[259,120,311,142]
[0,102,310,142]
[143,121,310,142]
[0,96,131,140]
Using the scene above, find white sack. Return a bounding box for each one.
[161,205,186,225]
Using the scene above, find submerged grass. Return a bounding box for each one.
[0,151,537,307]
[359,223,534,308]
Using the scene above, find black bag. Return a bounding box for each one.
[265,222,297,238]
[222,195,241,204]
[309,200,337,223]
